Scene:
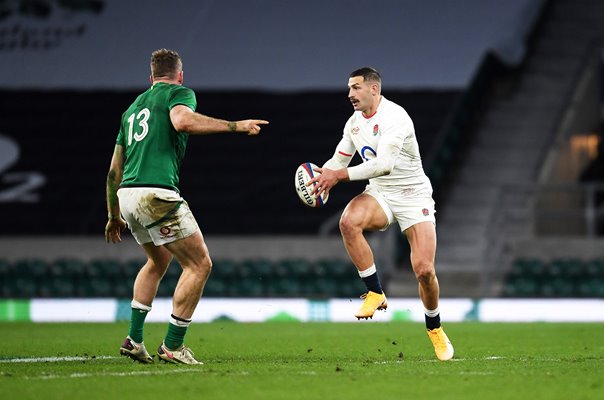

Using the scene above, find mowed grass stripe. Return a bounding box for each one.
[0,322,602,400]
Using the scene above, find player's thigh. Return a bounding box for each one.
[405,221,437,266]
[163,230,211,269]
[341,193,390,231]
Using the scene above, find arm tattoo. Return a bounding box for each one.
[106,170,120,219]
[228,121,237,132]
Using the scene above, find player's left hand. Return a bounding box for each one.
[239,119,269,136]
[105,218,127,244]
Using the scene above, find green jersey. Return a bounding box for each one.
[116,82,197,192]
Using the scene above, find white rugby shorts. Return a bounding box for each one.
[363,184,436,232]
[117,187,200,246]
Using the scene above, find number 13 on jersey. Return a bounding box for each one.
[127,108,151,145]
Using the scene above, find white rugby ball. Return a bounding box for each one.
[294,162,329,208]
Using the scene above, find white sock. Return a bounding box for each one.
[424,307,440,317]
[358,264,377,278]
[131,300,152,312]
[170,315,192,327]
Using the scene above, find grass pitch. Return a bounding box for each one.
[0,322,602,400]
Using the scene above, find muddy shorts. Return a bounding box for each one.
[117,187,200,246]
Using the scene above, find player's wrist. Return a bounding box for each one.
[107,213,120,221]
[227,121,237,132]
[339,168,350,182]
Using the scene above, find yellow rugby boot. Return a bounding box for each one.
[427,326,454,361]
[355,291,387,320]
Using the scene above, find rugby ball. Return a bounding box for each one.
[295,162,329,208]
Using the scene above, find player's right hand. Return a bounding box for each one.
[105,218,127,243]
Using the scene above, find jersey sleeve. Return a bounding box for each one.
[169,86,197,112]
[322,119,356,169]
[116,113,126,146]
[116,128,125,146]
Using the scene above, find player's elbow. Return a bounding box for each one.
[323,158,346,170]
[170,106,193,132]
[171,114,191,132]
[376,159,395,176]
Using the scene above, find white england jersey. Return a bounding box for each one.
[326,96,432,196]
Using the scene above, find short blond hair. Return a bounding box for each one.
[150,48,182,80]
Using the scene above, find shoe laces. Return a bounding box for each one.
[429,329,449,348]
[359,292,382,300]
[178,346,197,362]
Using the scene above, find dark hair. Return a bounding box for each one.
[349,67,381,85]
[150,48,182,79]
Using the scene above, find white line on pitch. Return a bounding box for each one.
[25,368,202,380]
[418,356,505,363]
[0,356,118,363]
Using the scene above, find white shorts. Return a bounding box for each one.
[364,184,436,232]
[117,187,200,246]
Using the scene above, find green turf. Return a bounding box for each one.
[0,322,602,400]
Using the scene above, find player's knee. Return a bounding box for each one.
[339,213,362,237]
[193,254,212,275]
[202,255,212,273]
[413,261,435,283]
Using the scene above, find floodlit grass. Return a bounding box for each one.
[0,322,602,400]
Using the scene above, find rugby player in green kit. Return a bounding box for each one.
[105,48,268,364]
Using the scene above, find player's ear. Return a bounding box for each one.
[149,75,153,84]
[178,70,184,84]
[371,83,379,95]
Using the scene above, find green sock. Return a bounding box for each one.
[128,301,151,343]
[164,314,190,350]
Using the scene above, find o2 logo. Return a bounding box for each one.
[360,146,377,161]
[0,134,46,202]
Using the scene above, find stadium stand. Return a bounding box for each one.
[429,0,604,297]
[503,257,604,297]
[0,90,457,235]
[3,0,604,301]
[0,257,365,299]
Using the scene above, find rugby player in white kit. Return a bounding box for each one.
[308,67,454,361]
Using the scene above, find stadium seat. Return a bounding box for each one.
[204,276,227,297]
[121,259,145,280]
[277,259,313,277]
[267,278,301,297]
[502,277,538,297]
[80,277,114,297]
[12,259,50,280]
[548,258,584,280]
[39,278,75,298]
[165,259,182,280]
[49,258,86,278]
[232,279,264,297]
[0,259,13,296]
[12,277,38,298]
[157,276,179,297]
[539,277,575,298]
[211,259,239,279]
[315,259,353,279]
[577,279,604,297]
[585,259,604,278]
[112,279,132,299]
